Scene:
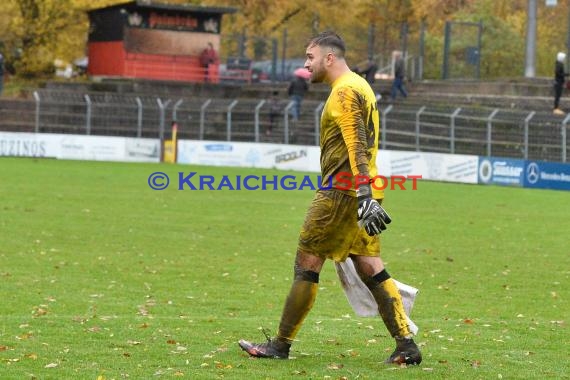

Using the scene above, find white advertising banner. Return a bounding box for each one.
[377,150,479,184]
[1,133,478,185]
[177,140,321,172]
[0,132,160,163]
[177,140,478,184]
[0,132,60,158]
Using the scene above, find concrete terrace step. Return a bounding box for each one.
[387,92,568,113]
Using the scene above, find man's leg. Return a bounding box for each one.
[399,80,408,98]
[390,81,398,100]
[554,85,562,109]
[238,251,324,358]
[351,255,422,365]
[277,251,323,342]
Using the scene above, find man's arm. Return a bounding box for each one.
[335,87,391,236]
[335,87,369,177]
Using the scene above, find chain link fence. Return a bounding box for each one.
[1,90,568,162]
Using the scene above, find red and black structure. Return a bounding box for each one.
[87,1,236,83]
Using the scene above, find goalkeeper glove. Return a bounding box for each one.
[356,182,392,236]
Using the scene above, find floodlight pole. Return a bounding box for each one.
[524,0,537,77]
[567,0,570,69]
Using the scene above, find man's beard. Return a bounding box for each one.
[310,61,326,83]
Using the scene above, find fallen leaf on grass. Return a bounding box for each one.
[144,298,156,307]
[464,318,474,324]
[72,316,88,324]
[215,362,233,369]
[32,306,48,318]
[327,363,344,370]
[471,360,481,368]
[45,362,58,368]
[25,353,38,360]
[16,333,32,340]
[0,346,7,351]
[166,340,177,345]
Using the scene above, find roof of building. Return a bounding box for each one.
[88,0,238,15]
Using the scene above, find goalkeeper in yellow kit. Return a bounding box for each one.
[239,31,421,365]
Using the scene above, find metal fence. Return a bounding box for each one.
[381,104,569,162]
[1,89,568,162]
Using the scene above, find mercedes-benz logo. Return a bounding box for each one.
[526,162,540,184]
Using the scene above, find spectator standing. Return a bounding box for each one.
[390,51,407,101]
[199,42,218,83]
[287,74,309,121]
[553,51,568,115]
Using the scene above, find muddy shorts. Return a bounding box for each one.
[297,190,382,262]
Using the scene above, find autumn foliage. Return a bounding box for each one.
[0,0,567,79]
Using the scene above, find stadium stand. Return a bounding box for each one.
[1,78,569,162]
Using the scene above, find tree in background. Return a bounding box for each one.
[0,0,569,80]
[0,0,117,78]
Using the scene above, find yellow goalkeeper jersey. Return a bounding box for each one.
[320,71,383,199]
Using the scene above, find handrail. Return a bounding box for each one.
[314,102,325,146]
[226,100,239,141]
[199,99,212,140]
[254,100,266,143]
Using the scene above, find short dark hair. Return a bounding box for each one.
[307,31,346,58]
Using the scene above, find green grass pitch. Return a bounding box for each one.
[1,157,568,379]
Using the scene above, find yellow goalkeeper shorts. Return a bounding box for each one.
[297,189,381,262]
